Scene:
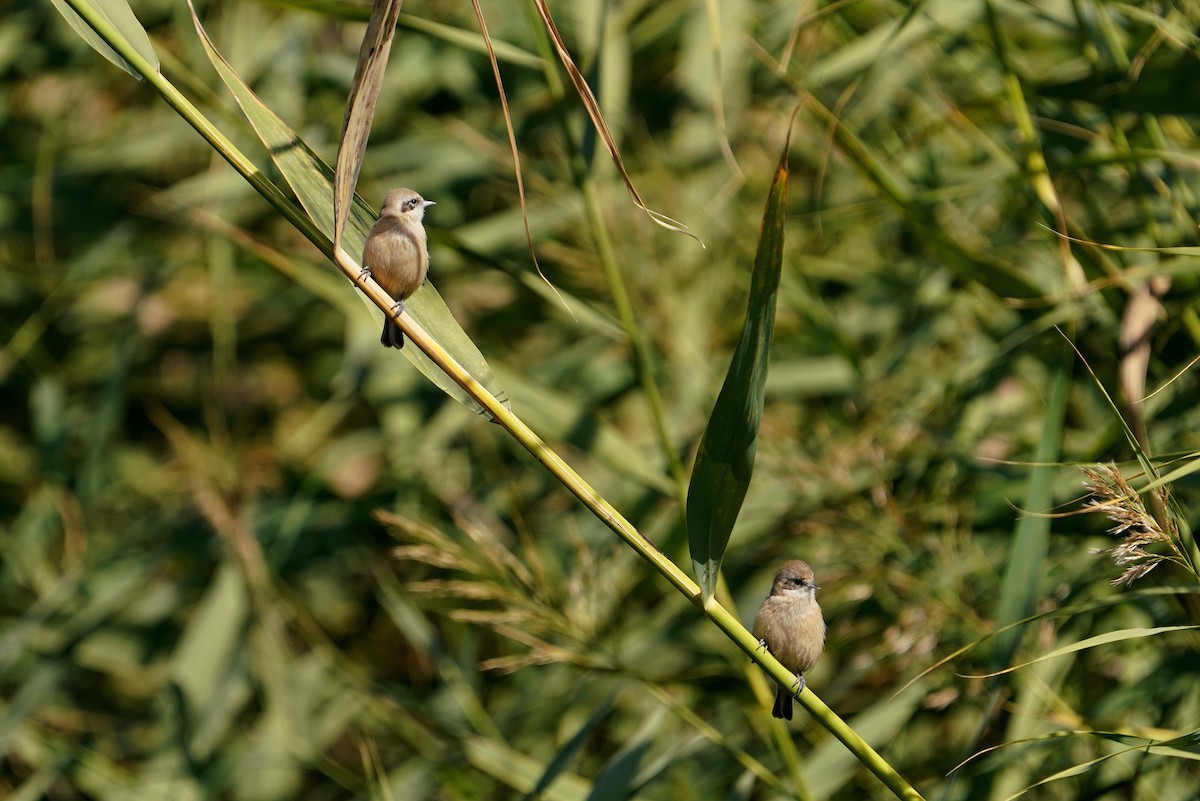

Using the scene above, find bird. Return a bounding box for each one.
[752,560,826,720]
[359,188,435,348]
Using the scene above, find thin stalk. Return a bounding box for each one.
[579,175,689,499]
[526,4,688,501]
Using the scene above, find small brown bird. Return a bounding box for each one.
[752,560,826,720]
[360,188,435,348]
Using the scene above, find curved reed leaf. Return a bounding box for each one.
[687,130,789,606]
[993,368,1066,667]
[49,0,157,79]
[965,625,1200,679]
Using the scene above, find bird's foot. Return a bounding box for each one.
[356,266,372,282]
[755,638,770,654]
[390,299,405,318]
[790,673,807,698]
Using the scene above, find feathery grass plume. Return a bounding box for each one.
[384,511,610,673]
[1082,464,1190,586]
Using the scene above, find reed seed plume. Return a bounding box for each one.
[1081,463,1188,586]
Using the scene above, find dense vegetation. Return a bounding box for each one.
[3,1,1199,799]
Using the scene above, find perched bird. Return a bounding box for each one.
[752,560,826,720]
[360,188,435,348]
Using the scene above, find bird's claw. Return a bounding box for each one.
[790,673,807,698]
[356,266,372,282]
[755,638,770,654]
[389,299,405,318]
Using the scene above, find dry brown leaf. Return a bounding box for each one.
[1120,275,1170,409]
[468,0,574,316]
[333,0,404,250]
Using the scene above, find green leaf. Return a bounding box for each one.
[464,736,592,798]
[686,132,788,606]
[51,0,159,80]
[586,741,650,801]
[187,1,509,417]
[993,367,1066,668]
[169,563,248,720]
[523,693,614,801]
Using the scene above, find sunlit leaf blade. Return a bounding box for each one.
[465,737,594,796]
[333,0,403,250]
[52,0,159,79]
[967,625,1200,679]
[268,1,543,67]
[187,2,510,417]
[993,368,1066,668]
[169,562,247,719]
[686,135,788,606]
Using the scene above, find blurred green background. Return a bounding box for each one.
[4,0,1200,798]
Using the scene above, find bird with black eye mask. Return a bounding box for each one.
[359,187,435,349]
[752,560,827,720]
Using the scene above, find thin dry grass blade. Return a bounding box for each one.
[703,0,741,179]
[531,0,702,246]
[469,0,570,315]
[333,0,404,249]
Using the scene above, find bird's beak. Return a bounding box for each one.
[424,200,436,208]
